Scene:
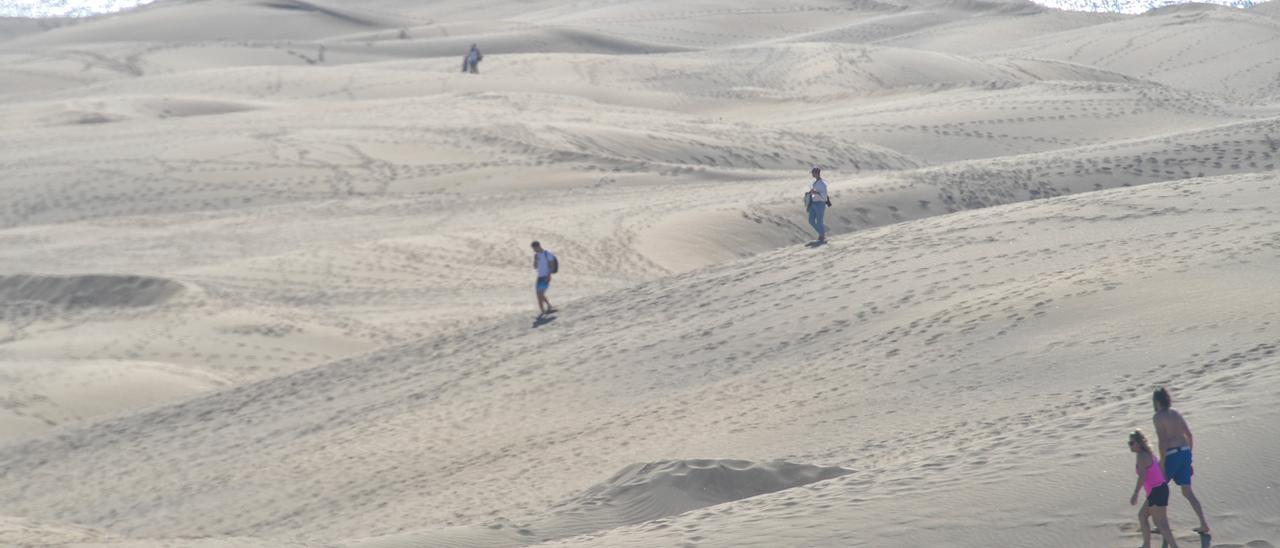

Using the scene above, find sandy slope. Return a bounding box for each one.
[1,0,1278,546]
[1000,4,1280,103]
[1254,0,1280,16]
[2,174,1278,548]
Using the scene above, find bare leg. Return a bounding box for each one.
[536,293,546,314]
[1139,503,1153,548]
[1151,506,1178,548]
[1179,485,1209,533]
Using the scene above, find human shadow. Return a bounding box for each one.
[1160,531,1210,548]
[532,313,557,328]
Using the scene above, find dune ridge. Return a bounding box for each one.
[0,273,183,310]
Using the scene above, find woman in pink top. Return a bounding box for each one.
[1130,429,1177,548]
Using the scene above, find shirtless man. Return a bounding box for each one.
[1152,387,1210,536]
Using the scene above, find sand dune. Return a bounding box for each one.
[0,43,1143,112]
[0,358,227,439]
[536,0,1062,49]
[4,0,395,46]
[0,95,264,126]
[0,273,183,309]
[886,114,1280,203]
[380,27,692,59]
[1000,5,1280,102]
[2,0,1279,546]
[1,174,1277,547]
[0,16,63,41]
[343,459,851,548]
[0,271,377,441]
[1254,0,1280,15]
[0,515,117,545]
[776,80,1264,163]
[870,7,1120,53]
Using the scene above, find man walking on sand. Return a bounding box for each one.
[531,241,557,315]
[1153,387,1211,537]
[806,166,830,243]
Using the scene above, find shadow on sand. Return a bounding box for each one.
[532,313,557,328]
[1161,531,1210,548]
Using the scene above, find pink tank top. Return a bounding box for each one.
[1139,453,1165,494]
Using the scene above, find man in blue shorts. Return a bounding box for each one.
[806,166,829,243]
[1153,387,1210,536]
[531,241,557,315]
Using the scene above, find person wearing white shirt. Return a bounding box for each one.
[531,240,557,315]
[806,166,830,243]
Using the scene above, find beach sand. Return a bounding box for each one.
[1,0,1277,546]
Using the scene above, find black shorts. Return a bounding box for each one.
[1147,483,1170,507]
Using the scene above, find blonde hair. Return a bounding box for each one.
[1129,429,1154,455]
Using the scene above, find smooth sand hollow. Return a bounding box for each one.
[0,0,1277,546]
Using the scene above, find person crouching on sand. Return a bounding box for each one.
[1129,429,1178,548]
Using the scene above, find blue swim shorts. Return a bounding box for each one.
[1164,448,1193,486]
[536,276,551,293]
